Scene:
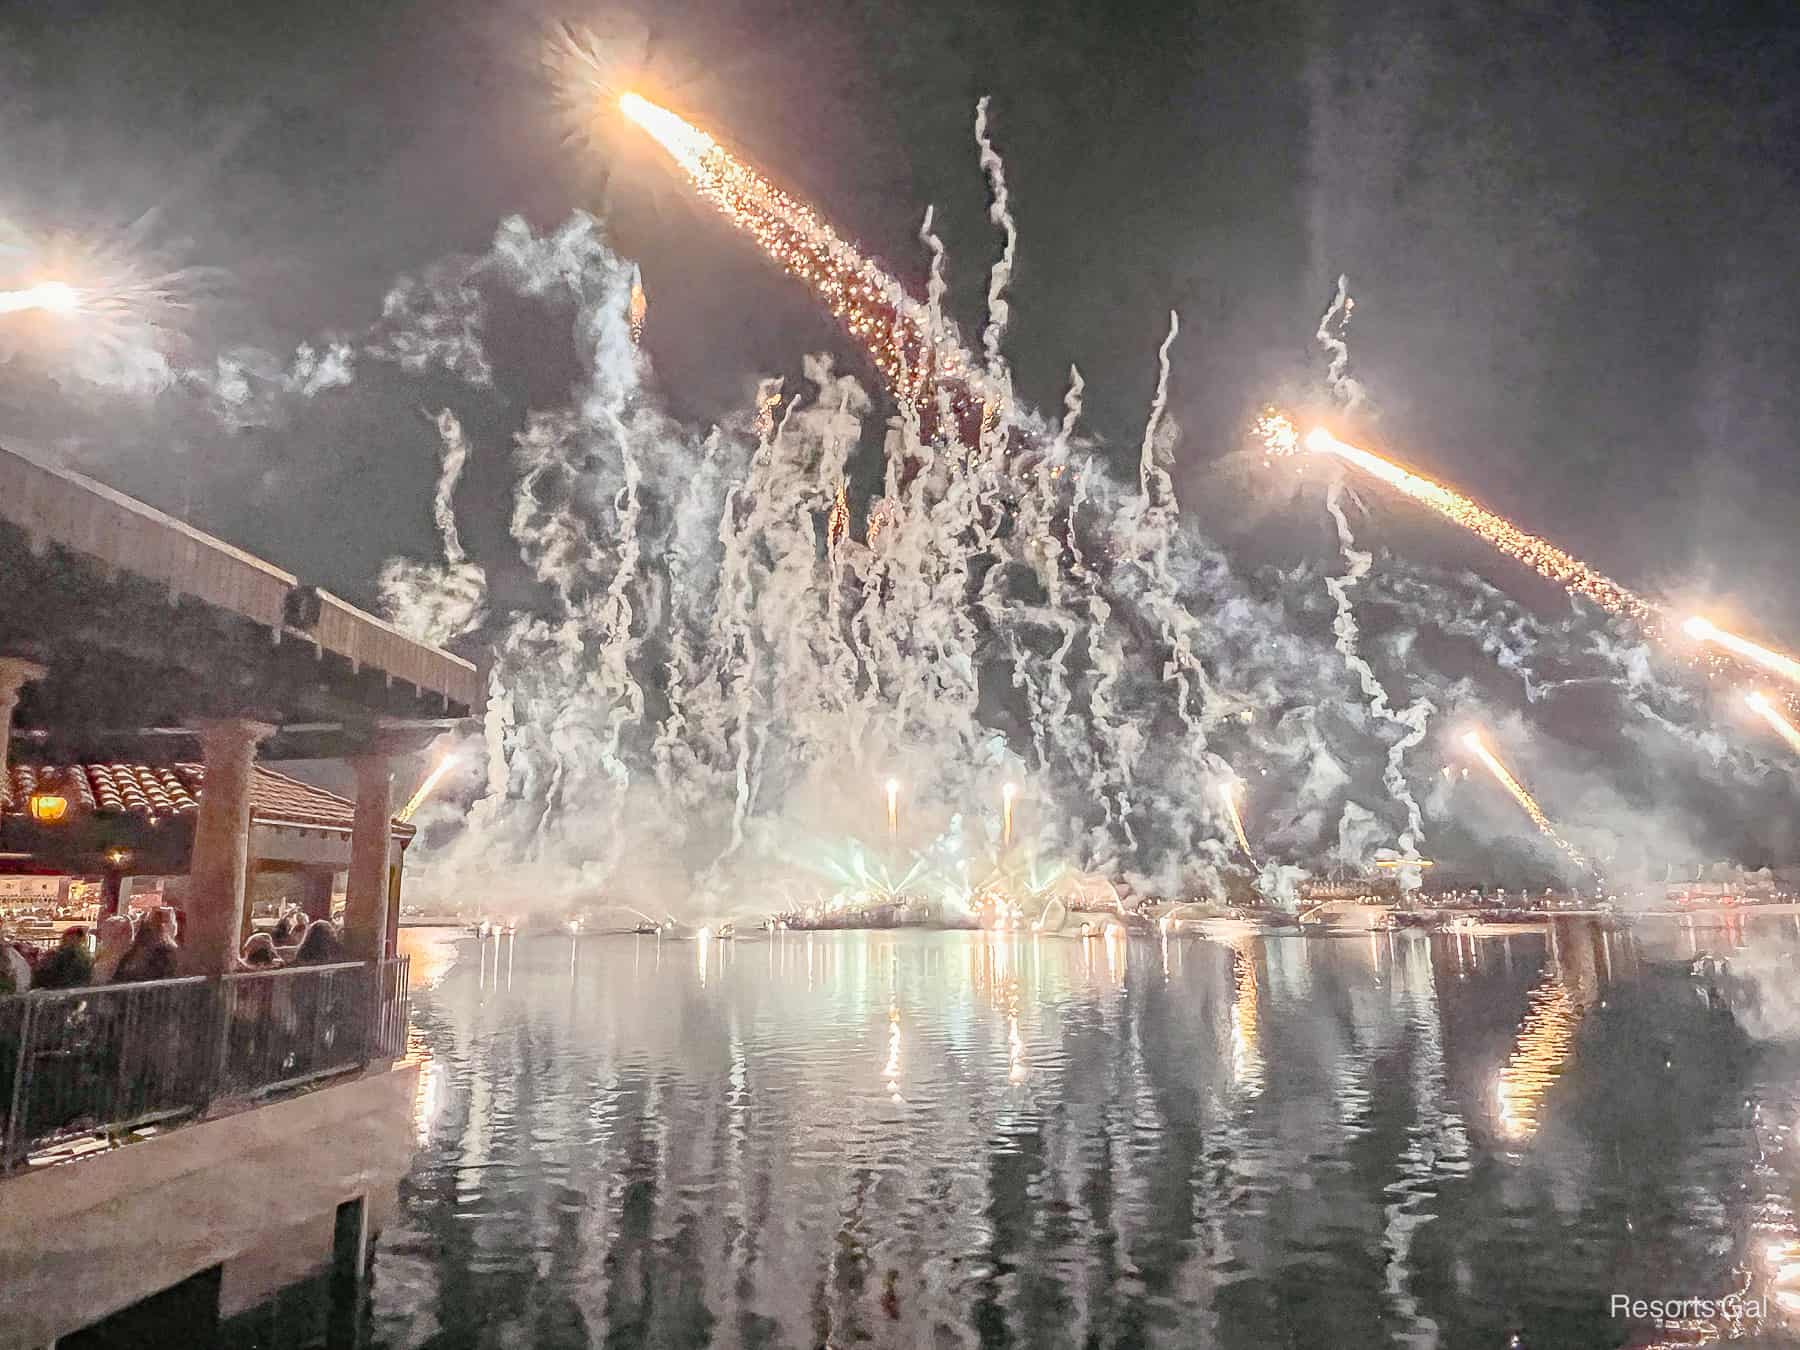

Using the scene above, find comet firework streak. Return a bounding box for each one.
[1276,422,1660,626]
[1745,692,1800,755]
[1686,616,1800,687]
[1462,732,1587,873]
[617,93,984,415]
[1257,413,1800,724]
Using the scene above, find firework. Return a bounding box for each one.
[885,778,900,838]
[1686,616,1800,688]
[1261,419,1658,626]
[0,282,81,317]
[1220,779,1254,860]
[827,479,850,551]
[616,92,989,428]
[1461,731,1587,872]
[1001,781,1017,849]
[628,271,647,345]
[398,753,459,824]
[1745,692,1800,755]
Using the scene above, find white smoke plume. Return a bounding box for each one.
[973,95,1017,379]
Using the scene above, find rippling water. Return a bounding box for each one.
[347,919,1800,1349]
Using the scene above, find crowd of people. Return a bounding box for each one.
[0,906,350,994]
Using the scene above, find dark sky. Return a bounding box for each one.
[2,0,1799,638]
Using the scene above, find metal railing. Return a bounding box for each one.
[1,956,408,1169]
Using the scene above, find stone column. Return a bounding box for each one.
[343,754,395,963]
[185,718,273,975]
[0,657,46,783]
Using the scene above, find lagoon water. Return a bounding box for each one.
[323,919,1800,1348]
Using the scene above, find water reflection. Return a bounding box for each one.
[364,920,1800,1349]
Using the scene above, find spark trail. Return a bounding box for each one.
[617,92,984,418]
[1745,692,1800,755]
[1686,617,1800,688]
[1461,731,1587,873]
[1258,418,1659,627]
[399,754,459,824]
[1220,781,1254,860]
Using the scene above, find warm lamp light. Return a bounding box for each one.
[27,791,68,823]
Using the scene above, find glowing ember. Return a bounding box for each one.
[1462,731,1587,872]
[1746,691,1800,755]
[1251,408,1300,459]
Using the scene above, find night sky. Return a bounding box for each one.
[3,0,1799,866]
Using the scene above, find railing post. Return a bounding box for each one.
[205,977,232,1111]
[4,996,41,1171]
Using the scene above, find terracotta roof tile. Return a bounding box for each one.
[2,761,413,840]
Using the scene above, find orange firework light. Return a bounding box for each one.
[1219,780,1254,860]
[627,274,647,345]
[1259,418,1659,626]
[1685,616,1800,688]
[1462,731,1587,872]
[1745,692,1800,755]
[618,93,977,407]
[1256,412,1800,721]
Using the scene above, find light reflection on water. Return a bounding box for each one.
[372,920,1800,1349]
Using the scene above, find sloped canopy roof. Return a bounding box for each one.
[0,441,481,760]
[2,761,414,841]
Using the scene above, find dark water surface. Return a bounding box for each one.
[351,921,1800,1348]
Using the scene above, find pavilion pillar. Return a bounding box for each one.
[185,718,273,975]
[0,657,46,783]
[343,754,395,963]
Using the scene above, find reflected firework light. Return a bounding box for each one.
[1462,731,1587,872]
[1219,779,1254,860]
[1687,616,1800,688]
[615,92,991,431]
[0,281,81,316]
[1746,692,1800,755]
[1494,974,1579,1143]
